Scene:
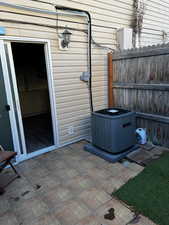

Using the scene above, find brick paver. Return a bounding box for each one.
[0,141,155,225]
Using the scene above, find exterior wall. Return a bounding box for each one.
[141,0,169,46]
[1,0,169,146]
[0,0,134,146]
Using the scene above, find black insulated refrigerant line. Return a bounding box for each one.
[55,5,94,113]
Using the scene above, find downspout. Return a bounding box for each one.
[55,6,93,113]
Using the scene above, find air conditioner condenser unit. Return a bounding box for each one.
[84,108,138,162]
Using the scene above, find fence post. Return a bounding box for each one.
[108,52,114,107]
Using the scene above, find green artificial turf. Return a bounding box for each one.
[113,153,169,225]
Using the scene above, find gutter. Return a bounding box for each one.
[0,2,86,17]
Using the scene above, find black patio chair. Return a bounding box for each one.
[0,145,20,194]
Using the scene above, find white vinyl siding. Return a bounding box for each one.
[1,0,168,146]
[141,0,169,46]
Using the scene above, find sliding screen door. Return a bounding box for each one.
[0,42,13,150]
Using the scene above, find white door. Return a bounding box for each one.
[1,39,58,162]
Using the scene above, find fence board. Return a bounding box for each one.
[111,43,169,147]
[113,83,169,91]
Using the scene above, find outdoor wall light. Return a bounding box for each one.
[61,28,72,48]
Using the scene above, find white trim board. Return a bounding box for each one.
[44,41,60,147]
[0,36,50,43]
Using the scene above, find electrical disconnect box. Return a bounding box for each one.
[117,28,133,50]
[80,72,90,82]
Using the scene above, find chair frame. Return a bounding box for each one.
[0,145,20,194]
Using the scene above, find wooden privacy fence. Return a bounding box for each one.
[108,44,169,147]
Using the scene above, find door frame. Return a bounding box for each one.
[0,36,59,162]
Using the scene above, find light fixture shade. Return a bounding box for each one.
[61,28,72,48]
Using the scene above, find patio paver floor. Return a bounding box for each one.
[0,141,156,225]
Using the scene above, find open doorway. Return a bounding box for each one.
[11,42,54,154]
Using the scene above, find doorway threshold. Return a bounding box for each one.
[17,145,58,163]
